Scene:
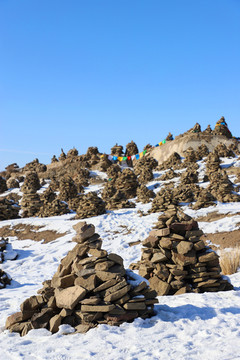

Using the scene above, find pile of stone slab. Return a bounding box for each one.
[6,177,20,189]
[180,169,198,184]
[67,148,79,158]
[213,143,235,158]
[183,147,199,164]
[205,152,221,175]
[74,168,90,188]
[58,175,78,202]
[0,176,8,193]
[0,237,9,263]
[157,152,183,170]
[93,154,112,172]
[75,192,106,219]
[130,206,233,295]
[38,188,70,217]
[20,172,42,218]
[195,144,209,158]
[114,169,139,199]
[150,186,177,213]
[125,141,139,157]
[23,158,47,173]
[134,164,153,184]
[0,198,20,220]
[58,149,67,161]
[159,168,179,181]
[51,155,58,163]
[0,268,11,289]
[213,117,232,138]
[5,222,158,336]
[21,172,41,193]
[111,144,124,157]
[136,185,156,204]
[191,188,216,210]
[101,183,135,210]
[207,170,240,202]
[106,164,121,181]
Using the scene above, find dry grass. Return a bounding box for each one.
[219,248,240,275]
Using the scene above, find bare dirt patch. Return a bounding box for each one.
[201,229,240,250]
[194,211,240,222]
[0,224,67,243]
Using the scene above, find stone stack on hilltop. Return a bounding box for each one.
[130,206,233,295]
[5,222,158,336]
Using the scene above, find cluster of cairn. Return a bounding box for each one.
[5,222,158,336]
[133,157,157,184]
[207,170,240,203]
[130,206,233,295]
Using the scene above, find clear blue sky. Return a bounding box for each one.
[1,0,240,170]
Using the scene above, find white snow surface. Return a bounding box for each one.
[1,168,240,359]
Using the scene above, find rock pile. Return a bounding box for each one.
[213,143,235,158]
[125,140,139,157]
[183,147,198,164]
[59,149,67,161]
[159,169,179,181]
[166,132,173,141]
[136,185,156,204]
[58,176,78,202]
[0,198,20,221]
[0,177,7,193]
[0,268,11,289]
[203,125,212,134]
[207,170,240,202]
[94,154,112,172]
[6,177,20,189]
[111,144,124,157]
[74,168,90,188]
[101,183,135,210]
[23,159,47,173]
[51,155,58,163]
[67,148,78,158]
[106,164,121,181]
[180,169,198,184]
[38,188,70,217]
[150,187,177,213]
[213,117,232,138]
[5,222,158,336]
[75,192,106,219]
[157,152,182,170]
[21,172,41,193]
[205,152,221,175]
[115,169,139,199]
[20,172,42,218]
[0,237,8,263]
[196,144,209,158]
[130,206,233,295]
[191,189,216,210]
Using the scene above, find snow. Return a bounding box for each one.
[0,165,240,359]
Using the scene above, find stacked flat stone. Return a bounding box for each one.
[192,188,216,210]
[21,172,41,193]
[23,159,47,173]
[196,144,209,158]
[159,169,179,181]
[213,117,232,138]
[136,185,156,204]
[74,168,90,188]
[0,268,11,289]
[0,177,8,193]
[207,170,240,202]
[38,188,69,217]
[6,177,19,189]
[133,157,155,184]
[20,172,42,218]
[125,141,139,157]
[115,169,139,199]
[0,198,20,221]
[111,144,124,157]
[203,125,212,134]
[101,183,135,210]
[67,148,79,158]
[58,176,78,202]
[130,206,233,295]
[150,187,177,213]
[173,183,199,203]
[183,147,199,164]
[5,222,158,336]
[94,154,112,172]
[59,149,67,161]
[106,164,121,181]
[205,152,221,175]
[157,152,182,170]
[213,144,235,158]
[51,155,58,163]
[75,192,106,219]
[180,169,198,184]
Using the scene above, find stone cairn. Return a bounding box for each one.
[74,168,90,188]
[0,176,8,193]
[107,164,121,181]
[157,152,182,171]
[115,168,139,199]
[101,183,135,210]
[213,143,235,158]
[51,155,58,163]
[207,170,240,203]
[111,144,124,158]
[130,206,233,295]
[5,222,158,336]
[191,188,216,210]
[75,192,106,219]
[0,198,20,221]
[125,141,139,167]
[95,154,112,172]
[0,268,11,289]
[21,172,42,218]
[183,147,199,165]
[136,185,156,204]
[134,162,154,185]
[38,187,70,217]
[159,168,179,181]
[203,124,212,134]
[23,158,47,173]
[59,149,67,161]
[196,144,209,158]
[213,116,232,138]
[205,152,221,176]
[58,176,78,202]
[180,169,198,184]
[85,147,101,168]
[6,177,19,189]
[67,148,78,159]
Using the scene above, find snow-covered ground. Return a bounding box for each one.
[0,158,240,359]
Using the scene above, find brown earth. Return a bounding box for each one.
[201,229,240,250]
[0,224,67,243]
[194,211,240,222]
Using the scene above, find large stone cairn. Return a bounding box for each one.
[74,168,90,188]
[213,116,232,138]
[106,164,121,181]
[130,206,233,295]
[111,144,124,157]
[5,222,158,336]
[0,198,20,221]
[191,188,216,210]
[95,154,112,172]
[21,172,42,218]
[207,170,240,203]
[150,187,177,213]
[183,147,199,165]
[38,187,70,217]
[133,157,157,185]
[0,176,8,193]
[125,140,139,166]
[180,169,198,184]
[101,183,135,210]
[196,144,209,158]
[85,147,101,167]
[58,176,78,202]
[157,152,182,170]
[75,192,106,219]
[189,122,201,133]
[67,148,78,159]
[115,168,139,199]
[136,185,156,204]
[160,168,179,181]
[23,158,47,173]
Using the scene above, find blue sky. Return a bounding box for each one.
[0,0,240,170]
